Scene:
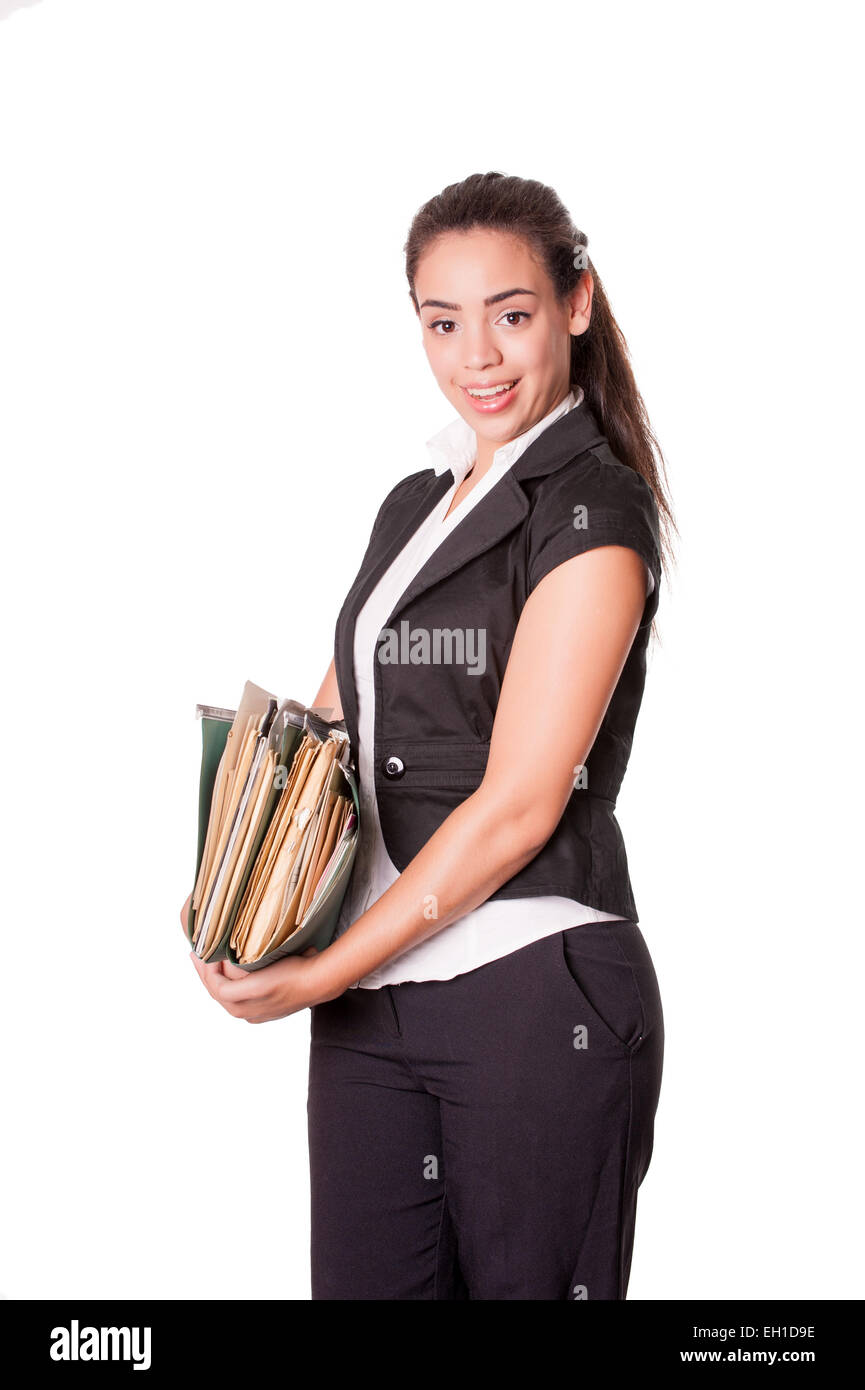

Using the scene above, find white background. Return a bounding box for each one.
[0,0,861,1301]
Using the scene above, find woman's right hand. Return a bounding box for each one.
[180,891,191,938]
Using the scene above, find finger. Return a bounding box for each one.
[189,951,221,978]
[190,952,227,1000]
[220,959,250,980]
[212,978,258,1004]
[210,972,264,1004]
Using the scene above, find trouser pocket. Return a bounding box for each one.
[556,920,662,1055]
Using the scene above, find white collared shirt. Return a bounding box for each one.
[336,387,651,987]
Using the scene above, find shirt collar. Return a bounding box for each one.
[425,386,584,485]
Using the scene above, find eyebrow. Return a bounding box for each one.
[419,287,538,311]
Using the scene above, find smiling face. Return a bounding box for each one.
[413,227,592,462]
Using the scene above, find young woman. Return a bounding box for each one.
[187,171,676,1301]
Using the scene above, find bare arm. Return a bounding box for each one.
[298,543,647,999]
[192,545,646,1015]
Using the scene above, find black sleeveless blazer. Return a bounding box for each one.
[333,398,662,922]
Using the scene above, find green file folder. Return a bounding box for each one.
[186,694,360,971]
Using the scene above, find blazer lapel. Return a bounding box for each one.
[335,398,607,762]
[335,471,452,760]
[382,398,607,624]
[385,469,528,624]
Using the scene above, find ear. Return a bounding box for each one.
[568,270,594,337]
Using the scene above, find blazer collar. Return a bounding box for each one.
[383,394,607,614]
[425,386,583,485]
[509,392,606,481]
[335,394,606,768]
[388,398,600,592]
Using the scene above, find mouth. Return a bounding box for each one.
[459,378,521,413]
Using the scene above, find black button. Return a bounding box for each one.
[382,755,405,779]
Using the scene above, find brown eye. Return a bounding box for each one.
[429,319,456,334]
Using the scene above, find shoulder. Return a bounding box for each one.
[377,467,435,514]
[369,467,437,538]
[531,444,658,528]
[526,445,661,616]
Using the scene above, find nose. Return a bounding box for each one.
[463,321,503,372]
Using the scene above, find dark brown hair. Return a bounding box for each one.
[404,170,677,582]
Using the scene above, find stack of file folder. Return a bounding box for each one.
[186,680,360,971]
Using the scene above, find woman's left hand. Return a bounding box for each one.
[188,946,330,1023]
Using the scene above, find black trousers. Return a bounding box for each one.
[307,919,664,1300]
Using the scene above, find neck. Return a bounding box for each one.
[472,438,501,477]
[472,385,572,476]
